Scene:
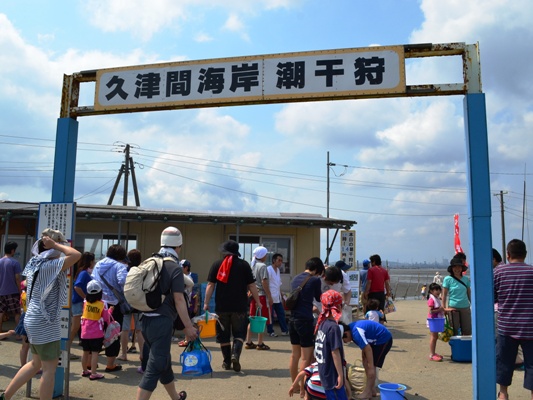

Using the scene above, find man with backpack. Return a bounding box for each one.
[136,227,197,400]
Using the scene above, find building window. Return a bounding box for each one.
[75,233,137,260]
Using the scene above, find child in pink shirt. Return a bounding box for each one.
[427,283,445,361]
[80,280,112,380]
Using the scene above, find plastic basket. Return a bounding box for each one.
[197,319,217,338]
[249,309,267,333]
[427,317,445,333]
[378,383,407,400]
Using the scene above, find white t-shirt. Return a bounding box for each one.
[267,265,282,303]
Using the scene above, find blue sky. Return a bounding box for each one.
[1,0,532,264]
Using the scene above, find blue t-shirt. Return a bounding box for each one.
[315,319,344,391]
[290,272,322,320]
[72,270,92,304]
[349,320,392,349]
[442,275,470,308]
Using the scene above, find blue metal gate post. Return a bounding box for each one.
[52,117,78,397]
[464,93,495,399]
[52,118,79,203]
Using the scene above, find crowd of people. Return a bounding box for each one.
[1,230,532,400]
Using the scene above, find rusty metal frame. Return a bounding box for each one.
[60,42,482,119]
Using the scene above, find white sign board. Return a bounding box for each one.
[95,46,405,112]
[347,271,360,306]
[37,203,75,240]
[340,230,356,267]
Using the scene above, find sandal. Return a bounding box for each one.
[178,340,188,347]
[81,370,91,377]
[244,342,257,349]
[178,390,187,400]
[256,343,270,350]
[429,354,442,361]
[104,365,122,372]
[89,373,105,380]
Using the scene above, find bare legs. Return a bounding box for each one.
[3,354,57,400]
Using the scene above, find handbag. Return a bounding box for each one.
[384,297,396,314]
[180,337,213,377]
[285,275,312,310]
[103,315,121,348]
[99,273,133,315]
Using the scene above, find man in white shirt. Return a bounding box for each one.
[266,253,289,337]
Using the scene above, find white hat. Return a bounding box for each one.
[87,280,102,294]
[253,246,268,260]
[41,228,68,244]
[161,226,183,247]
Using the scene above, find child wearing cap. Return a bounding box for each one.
[314,290,350,400]
[80,280,113,380]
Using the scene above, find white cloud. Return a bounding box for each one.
[82,0,301,42]
[222,13,250,42]
[194,32,213,43]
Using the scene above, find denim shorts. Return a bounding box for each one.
[71,301,84,317]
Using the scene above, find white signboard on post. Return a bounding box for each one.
[95,46,405,113]
[347,271,360,306]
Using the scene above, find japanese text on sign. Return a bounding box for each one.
[95,46,405,111]
[38,203,74,238]
[340,230,356,268]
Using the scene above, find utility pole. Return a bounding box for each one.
[494,191,507,263]
[326,151,332,264]
[108,143,141,207]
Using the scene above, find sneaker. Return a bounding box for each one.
[89,373,104,380]
[268,332,278,337]
[81,370,91,377]
[429,354,443,361]
[281,331,289,336]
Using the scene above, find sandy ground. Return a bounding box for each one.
[0,300,528,400]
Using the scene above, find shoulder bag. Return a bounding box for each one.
[285,274,312,310]
[100,273,133,315]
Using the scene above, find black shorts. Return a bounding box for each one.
[81,337,104,353]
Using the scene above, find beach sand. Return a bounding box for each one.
[0,300,526,399]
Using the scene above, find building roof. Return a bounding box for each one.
[0,201,356,229]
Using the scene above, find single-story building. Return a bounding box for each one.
[0,201,356,290]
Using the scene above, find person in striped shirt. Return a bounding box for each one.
[1,229,80,400]
[494,239,533,400]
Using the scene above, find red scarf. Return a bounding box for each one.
[217,255,233,283]
[315,290,343,334]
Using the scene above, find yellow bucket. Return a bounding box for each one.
[197,319,217,338]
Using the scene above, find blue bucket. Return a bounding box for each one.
[378,383,407,400]
[427,317,445,332]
